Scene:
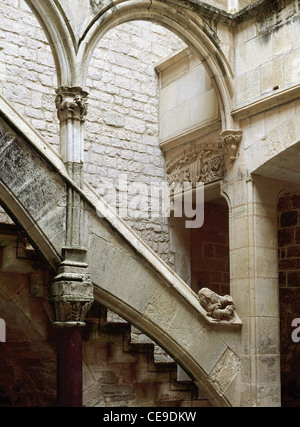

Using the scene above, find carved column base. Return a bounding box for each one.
[49,247,94,407]
[49,247,94,328]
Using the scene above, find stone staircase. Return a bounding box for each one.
[83,301,210,407]
[0,219,210,407]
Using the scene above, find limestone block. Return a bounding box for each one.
[257,354,280,385]
[188,327,227,375]
[160,101,189,141]
[144,287,180,331]
[273,24,292,56]
[244,140,265,173]
[284,49,300,85]
[256,316,280,356]
[177,67,206,105]
[261,57,284,94]
[254,278,280,317]
[166,304,204,350]
[230,279,251,318]
[189,89,219,128]
[261,128,283,161]
[253,215,277,250]
[89,233,157,315]
[209,348,240,395]
[159,83,177,116]
[231,248,250,280]
[230,215,249,250]
[292,16,300,49]
[257,383,281,407]
[103,111,125,128]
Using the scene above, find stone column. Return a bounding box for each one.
[49,247,94,407]
[55,86,88,246]
[53,87,93,406]
[55,86,88,182]
[222,174,283,407]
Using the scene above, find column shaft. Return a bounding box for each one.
[57,327,83,407]
[223,175,283,406]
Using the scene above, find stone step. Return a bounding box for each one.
[84,302,200,405]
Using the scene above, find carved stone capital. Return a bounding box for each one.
[220,130,243,162]
[55,86,89,122]
[49,247,94,327]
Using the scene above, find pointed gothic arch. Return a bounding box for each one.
[77,0,235,130]
[24,0,77,86]
[23,0,235,131]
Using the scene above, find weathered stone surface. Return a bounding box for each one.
[3,0,300,409]
[210,349,240,395]
[102,111,125,128]
[0,117,67,260]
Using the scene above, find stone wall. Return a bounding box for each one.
[85,21,186,267]
[191,202,230,296]
[156,48,219,143]
[278,193,300,407]
[235,0,300,108]
[0,0,188,268]
[202,0,257,12]
[0,0,59,149]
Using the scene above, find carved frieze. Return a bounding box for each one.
[166,143,225,187]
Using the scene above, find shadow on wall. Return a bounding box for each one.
[278,193,300,407]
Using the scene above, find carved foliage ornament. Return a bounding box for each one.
[55,86,89,122]
[166,130,242,188]
[48,248,94,327]
[220,130,243,162]
[51,298,93,327]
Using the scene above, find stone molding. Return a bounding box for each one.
[232,83,300,121]
[49,247,94,327]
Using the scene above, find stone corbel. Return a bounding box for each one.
[48,247,94,327]
[198,287,242,326]
[220,130,243,163]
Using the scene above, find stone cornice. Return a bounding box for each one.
[234,0,295,23]
[168,0,284,24]
[232,84,300,120]
[175,0,295,25]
